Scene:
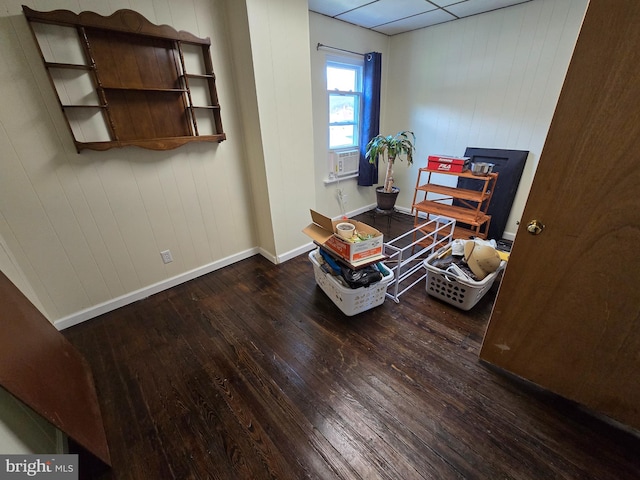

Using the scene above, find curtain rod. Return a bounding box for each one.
[316,43,364,57]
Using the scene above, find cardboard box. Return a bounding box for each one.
[427,155,470,173]
[302,210,384,266]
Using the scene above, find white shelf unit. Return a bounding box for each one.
[384,216,455,303]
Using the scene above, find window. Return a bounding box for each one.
[327,60,363,150]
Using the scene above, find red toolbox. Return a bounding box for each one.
[427,155,470,173]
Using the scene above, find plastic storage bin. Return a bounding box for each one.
[423,245,505,310]
[309,250,394,316]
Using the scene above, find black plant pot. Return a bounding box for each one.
[375,186,399,211]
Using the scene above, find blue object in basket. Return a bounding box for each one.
[319,249,341,275]
[376,263,389,276]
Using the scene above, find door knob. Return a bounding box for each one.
[527,219,545,235]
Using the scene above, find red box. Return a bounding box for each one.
[427,155,470,173]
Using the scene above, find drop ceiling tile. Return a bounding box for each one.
[445,0,531,18]
[309,0,538,35]
[338,0,437,28]
[373,8,456,35]
[308,0,374,18]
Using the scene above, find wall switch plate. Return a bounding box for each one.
[160,250,173,264]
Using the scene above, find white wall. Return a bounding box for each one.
[1,0,317,450]
[224,0,275,259]
[0,387,57,454]
[1,0,257,327]
[243,0,316,261]
[309,0,588,239]
[309,12,389,218]
[0,0,588,330]
[0,0,592,454]
[384,0,589,238]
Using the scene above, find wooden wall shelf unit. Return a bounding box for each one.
[411,167,498,240]
[23,6,226,152]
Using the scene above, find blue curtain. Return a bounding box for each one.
[358,52,382,186]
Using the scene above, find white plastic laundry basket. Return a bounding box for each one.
[309,250,393,316]
[423,244,505,310]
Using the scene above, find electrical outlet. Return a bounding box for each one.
[160,250,173,264]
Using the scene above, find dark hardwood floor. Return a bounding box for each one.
[64,211,640,480]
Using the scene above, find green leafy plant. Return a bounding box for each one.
[365,131,416,193]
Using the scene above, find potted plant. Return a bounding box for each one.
[365,130,416,211]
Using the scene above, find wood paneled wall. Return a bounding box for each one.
[0,0,587,328]
[0,0,254,323]
[383,0,588,237]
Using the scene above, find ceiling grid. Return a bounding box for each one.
[308,0,535,35]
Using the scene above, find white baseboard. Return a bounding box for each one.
[60,204,507,331]
[258,247,277,264]
[502,231,516,241]
[276,243,316,264]
[394,205,414,216]
[341,203,377,218]
[54,247,260,331]
[273,204,378,264]
[53,206,380,331]
[54,232,354,330]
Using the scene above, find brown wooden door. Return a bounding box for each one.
[480,0,640,431]
[0,271,110,466]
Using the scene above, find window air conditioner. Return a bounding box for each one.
[330,150,360,177]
